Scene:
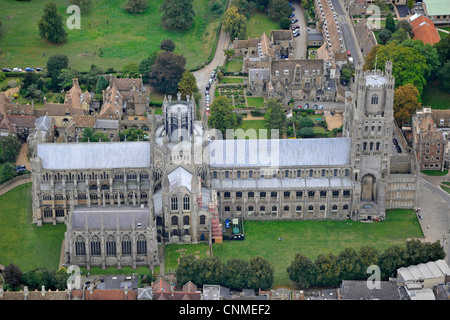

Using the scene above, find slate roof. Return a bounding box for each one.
[71,206,150,230]
[207,138,352,168]
[211,177,352,190]
[340,280,402,300]
[249,69,270,81]
[37,141,150,169]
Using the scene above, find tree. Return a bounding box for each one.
[385,13,396,33]
[287,253,316,288]
[231,0,249,14]
[55,266,70,291]
[314,253,341,286]
[3,263,23,289]
[340,62,354,82]
[0,162,17,184]
[122,62,140,78]
[139,51,159,83]
[175,254,199,286]
[46,53,69,77]
[119,128,148,141]
[22,268,57,290]
[396,20,412,36]
[337,248,362,282]
[364,43,428,95]
[405,239,431,266]
[82,127,110,142]
[437,60,450,93]
[393,83,420,125]
[264,98,286,137]
[223,259,251,290]
[0,136,21,163]
[37,2,67,44]
[279,17,291,30]
[435,36,450,65]
[356,246,379,280]
[68,0,92,13]
[379,245,409,279]
[298,127,314,138]
[81,64,104,89]
[402,39,441,79]
[149,51,186,94]
[268,0,292,21]
[196,257,225,286]
[160,39,176,52]
[58,68,80,90]
[298,116,314,128]
[247,257,274,290]
[407,0,414,11]
[178,70,199,100]
[95,75,109,95]
[389,28,408,44]
[421,241,446,262]
[378,29,392,45]
[208,96,238,135]
[160,0,195,30]
[123,0,148,14]
[223,6,247,40]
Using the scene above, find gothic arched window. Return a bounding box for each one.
[90,236,101,256]
[121,235,132,255]
[75,236,85,256]
[137,235,147,255]
[106,235,116,256]
[371,94,378,105]
[171,195,178,211]
[183,195,190,211]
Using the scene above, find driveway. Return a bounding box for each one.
[193,1,231,119]
[292,1,307,59]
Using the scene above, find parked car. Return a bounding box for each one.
[294,33,300,37]
[206,107,210,111]
[396,145,402,153]
[292,6,295,10]
[291,18,298,23]
[12,68,22,72]
[205,90,209,95]
[208,79,213,85]
[25,67,34,72]
[393,138,398,146]
[206,100,210,107]
[206,84,211,90]
[340,79,347,86]
[36,67,42,72]
[291,25,300,30]
[15,165,27,173]
[289,13,295,18]
[347,50,351,56]
[293,28,299,34]
[2,68,11,72]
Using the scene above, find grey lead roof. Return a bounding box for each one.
[37,141,150,170]
[211,177,353,190]
[72,206,150,229]
[207,138,352,168]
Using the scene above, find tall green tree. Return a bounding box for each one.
[139,51,159,83]
[37,2,67,44]
[122,62,140,78]
[314,253,341,286]
[287,253,316,288]
[175,254,199,286]
[208,96,238,135]
[178,70,199,100]
[196,257,225,286]
[95,75,109,95]
[378,29,392,45]
[3,263,23,289]
[46,53,69,77]
[223,6,247,40]
[364,42,428,95]
[264,98,287,137]
[337,248,362,282]
[357,246,379,280]
[378,245,408,279]
[437,60,450,93]
[247,257,274,290]
[119,128,148,141]
[385,13,396,33]
[0,136,21,163]
[82,127,110,142]
[149,51,186,94]
[160,0,195,30]
[435,36,450,65]
[393,83,421,125]
[160,39,176,52]
[267,0,291,21]
[402,39,440,79]
[389,28,408,44]
[223,259,251,290]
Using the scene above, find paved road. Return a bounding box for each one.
[416,177,450,265]
[292,1,307,59]
[193,1,231,119]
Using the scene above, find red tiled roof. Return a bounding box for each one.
[410,15,440,44]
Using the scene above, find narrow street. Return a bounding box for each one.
[292,1,307,59]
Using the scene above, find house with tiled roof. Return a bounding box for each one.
[410,14,440,45]
[0,114,36,141]
[151,278,201,300]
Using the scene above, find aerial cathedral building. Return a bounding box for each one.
[30,62,418,270]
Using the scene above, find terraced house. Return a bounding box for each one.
[29,61,418,269]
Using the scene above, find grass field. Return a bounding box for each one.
[164,243,210,273]
[0,0,221,71]
[0,183,66,272]
[213,209,423,288]
[246,97,265,108]
[422,82,450,109]
[219,77,244,84]
[441,185,450,194]
[238,119,267,139]
[224,59,243,73]
[421,169,449,176]
[246,11,279,39]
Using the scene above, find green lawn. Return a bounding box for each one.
[246,97,265,108]
[237,119,267,139]
[421,169,449,176]
[441,185,450,194]
[224,59,243,73]
[246,11,280,39]
[213,209,423,288]
[219,77,244,84]
[0,183,66,272]
[0,0,221,72]
[422,82,450,109]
